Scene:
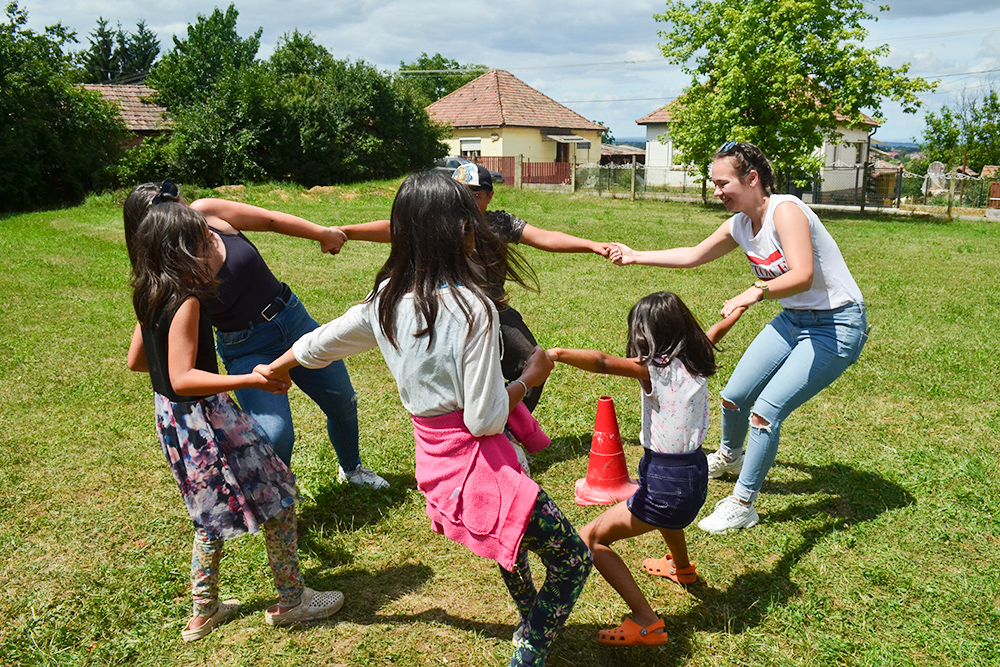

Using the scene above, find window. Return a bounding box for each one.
[460,138,482,159]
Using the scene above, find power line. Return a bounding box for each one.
[560,96,677,104]
[395,59,665,76]
[869,25,1000,44]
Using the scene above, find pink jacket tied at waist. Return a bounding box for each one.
[411,411,540,571]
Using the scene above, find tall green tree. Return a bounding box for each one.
[146,4,260,110]
[396,52,487,106]
[655,0,933,185]
[115,20,159,80]
[269,33,447,184]
[78,17,115,82]
[920,84,1000,172]
[0,2,127,210]
[78,18,160,83]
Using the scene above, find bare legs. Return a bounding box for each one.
[579,501,689,632]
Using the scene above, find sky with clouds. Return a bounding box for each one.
[20,0,1000,144]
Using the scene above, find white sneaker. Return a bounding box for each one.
[706,450,744,479]
[512,620,526,647]
[697,496,759,534]
[338,464,389,489]
[265,587,344,626]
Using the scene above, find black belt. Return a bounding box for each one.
[247,283,291,329]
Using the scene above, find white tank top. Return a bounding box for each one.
[728,194,863,310]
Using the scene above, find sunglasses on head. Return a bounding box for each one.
[150,179,179,206]
[718,141,740,154]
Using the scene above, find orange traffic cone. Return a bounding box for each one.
[575,396,639,506]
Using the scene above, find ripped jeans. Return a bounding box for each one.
[719,303,867,503]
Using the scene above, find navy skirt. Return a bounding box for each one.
[627,448,708,530]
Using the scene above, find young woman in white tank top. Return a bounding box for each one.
[608,141,868,534]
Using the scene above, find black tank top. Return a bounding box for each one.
[142,300,218,403]
[202,230,283,331]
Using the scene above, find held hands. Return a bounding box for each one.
[248,370,290,395]
[592,243,613,258]
[253,363,292,391]
[608,243,637,265]
[319,226,349,255]
[721,287,764,318]
[520,346,555,389]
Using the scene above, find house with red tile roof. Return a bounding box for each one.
[636,102,879,190]
[81,84,171,147]
[426,70,605,170]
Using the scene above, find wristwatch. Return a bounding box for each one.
[753,279,770,295]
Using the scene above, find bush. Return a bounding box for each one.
[0,3,128,211]
[110,135,171,186]
[163,67,274,186]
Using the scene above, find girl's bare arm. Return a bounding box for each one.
[168,297,288,396]
[546,347,650,382]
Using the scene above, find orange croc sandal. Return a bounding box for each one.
[641,555,697,584]
[596,617,669,646]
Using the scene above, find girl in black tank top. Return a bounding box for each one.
[126,201,345,641]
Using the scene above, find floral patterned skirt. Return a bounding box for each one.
[154,391,299,541]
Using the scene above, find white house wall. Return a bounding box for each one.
[641,120,872,188]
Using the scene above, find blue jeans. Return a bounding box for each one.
[215,292,361,469]
[719,303,868,503]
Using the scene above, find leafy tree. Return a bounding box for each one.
[78,18,160,83]
[115,20,159,81]
[397,52,487,106]
[165,66,274,186]
[270,33,448,184]
[655,0,934,186]
[0,2,127,210]
[147,4,260,110]
[919,84,1000,172]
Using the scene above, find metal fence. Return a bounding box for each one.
[572,162,999,211]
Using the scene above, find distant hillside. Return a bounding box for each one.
[612,137,645,149]
[876,141,919,152]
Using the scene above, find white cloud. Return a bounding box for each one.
[18,0,1000,140]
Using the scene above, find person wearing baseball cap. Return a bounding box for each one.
[450,162,611,415]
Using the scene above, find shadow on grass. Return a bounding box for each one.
[257,562,437,631]
[371,607,516,642]
[529,431,595,477]
[584,460,915,666]
[295,472,415,566]
[418,459,913,667]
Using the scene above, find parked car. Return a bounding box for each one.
[433,157,505,184]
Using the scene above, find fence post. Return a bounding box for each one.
[515,155,523,189]
[859,164,868,214]
[894,166,903,208]
[630,156,637,201]
[571,162,576,191]
[947,173,955,220]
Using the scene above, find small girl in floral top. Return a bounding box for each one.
[126,197,344,641]
[547,292,743,646]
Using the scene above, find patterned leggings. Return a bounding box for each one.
[191,505,304,617]
[499,488,592,666]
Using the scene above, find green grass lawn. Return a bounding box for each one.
[2,182,998,666]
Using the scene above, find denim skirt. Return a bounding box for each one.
[627,448,708,530]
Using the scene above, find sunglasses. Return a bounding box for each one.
[718,141,740,154]
[150,179,179,206]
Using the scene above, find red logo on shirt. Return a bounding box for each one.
[746,250,787,279]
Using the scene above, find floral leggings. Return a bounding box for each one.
[191,505,304,617]
[499,489,593,666]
